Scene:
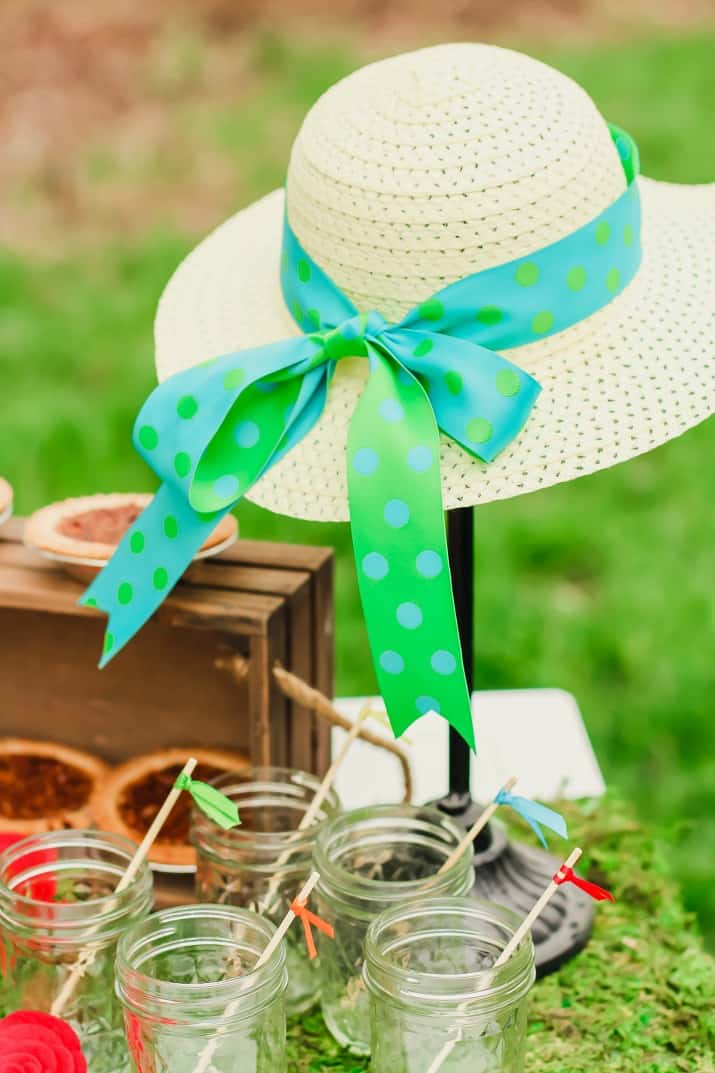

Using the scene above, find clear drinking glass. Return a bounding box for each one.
[116,904,287,1073]
[191,766,339,1014]
[0,829,153,1072]
[312,804,474,1055]
[364,897,535,1073]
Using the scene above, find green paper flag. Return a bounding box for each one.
[174,772,240,830]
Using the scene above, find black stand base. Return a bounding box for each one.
[437,794,595,977]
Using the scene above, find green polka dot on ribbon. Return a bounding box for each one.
[177,395,198,420]
[516,262,539,287]
[138,425,159,450]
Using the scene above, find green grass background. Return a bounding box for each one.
[2,30,714,945]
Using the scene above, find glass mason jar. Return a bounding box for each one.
[191,766,340,1015]
[312,804,474,1055]
[116,904,287,1073]
[364,897,536,1073]
[0,829,153,1073]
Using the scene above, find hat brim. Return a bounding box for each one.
[155,178,715,522]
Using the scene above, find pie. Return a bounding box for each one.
[94,747,250,867]
[0,478,12,523]
[0,738,109,835]
[24,493,237,576]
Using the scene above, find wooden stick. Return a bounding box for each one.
[493,847,582,967]
[51,757,199,1017]
[192,872,320,1073]
[255,703,373,915]
[255,870,320,969]
[425,847,583,1073]
[437,775,518,875]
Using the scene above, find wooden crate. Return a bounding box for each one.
[0,518,334,773]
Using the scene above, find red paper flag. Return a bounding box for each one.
[553,864,614,902]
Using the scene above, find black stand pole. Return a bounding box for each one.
[447,507,473,801]
[437,505,595,976]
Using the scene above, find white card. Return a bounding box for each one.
[331,688,605,809]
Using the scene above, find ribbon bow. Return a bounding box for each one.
[174,772,240,830]
[82,126,641,750]
[553,865,614,902]
[290,898,335,960]
[494,789,568,848]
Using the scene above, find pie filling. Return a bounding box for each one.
[0,755,92,820]
[118,763,227,845]
[56,504,144,545]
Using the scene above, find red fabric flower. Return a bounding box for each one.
[0,1011,86,1073]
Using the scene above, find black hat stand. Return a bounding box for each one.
[435,506,595,976]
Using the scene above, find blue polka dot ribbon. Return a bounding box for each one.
[494,789,568,848]
[82,125,641,749]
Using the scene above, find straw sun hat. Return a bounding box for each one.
[155,42,714,522]
[86,42,713,745]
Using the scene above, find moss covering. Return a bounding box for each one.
[287,796,715,1072]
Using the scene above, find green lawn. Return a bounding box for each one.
[2,30,714,945]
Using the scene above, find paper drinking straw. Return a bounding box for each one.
[437,775,518,875]
[254,870,321,969]
[255,703,374,915]
[192,871,321,1073]
[51,757,199,1017]
[493,847,583,968]
[425,847,584,1073]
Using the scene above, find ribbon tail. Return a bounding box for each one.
[80,483,225,667]
[516,812,549,848]
[307,909,335,943]
[83,350,323,669]
[301,914,318,960]
[291,904,317,959]
[188,782,241,830]
[497,792,568,847]
[348,341,475,748]
[570,874,615,902]
[290,903,334,960]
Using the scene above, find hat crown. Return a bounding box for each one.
[286,43,626,322]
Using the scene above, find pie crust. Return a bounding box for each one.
[0,738,109,835]
[94,747,250,867]
[25,493,237,563]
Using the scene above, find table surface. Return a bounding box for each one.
[286,796,715,1073]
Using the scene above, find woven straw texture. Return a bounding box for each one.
[155,43,715,522]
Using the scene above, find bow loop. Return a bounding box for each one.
[134,336,326,508]
[382,327,541,463]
